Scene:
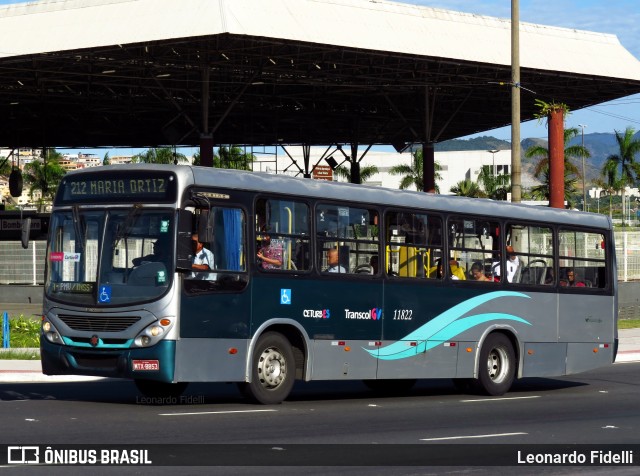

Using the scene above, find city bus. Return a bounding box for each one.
[40,164,617,404]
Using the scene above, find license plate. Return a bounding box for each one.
[132,360,159,371]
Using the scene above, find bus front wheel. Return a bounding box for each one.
[477,333,516,396]
[239,332,295,404]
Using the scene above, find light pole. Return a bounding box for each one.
[579,124,587,211]
[488,149,499,177]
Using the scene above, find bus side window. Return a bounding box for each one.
[256,197,310,272]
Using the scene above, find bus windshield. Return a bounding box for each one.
[45,208,175,306]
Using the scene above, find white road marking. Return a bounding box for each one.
[421,432,527,441]
[159,409,277,416]
[460,395,540,403]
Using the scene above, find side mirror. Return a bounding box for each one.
[21,217,31,249]
[9,169,23,197]
[176,210,194,271]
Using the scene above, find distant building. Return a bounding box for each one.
[109,155,133,165]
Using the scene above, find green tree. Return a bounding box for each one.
[23,149,66,211]
[389,149,442,193]
[0,156,11,175]
[529,169,579,208]
[601,127,640,226]
[477,165,511,200]
[213,146,254,170]
[450,179,486,198]
[102,151,110,166]
[592,177,620,219]
[524,127,588,202]
[334,164,379,183]
[131,147,188,164]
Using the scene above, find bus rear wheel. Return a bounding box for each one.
[134,379,189,400]
[239,331,295,405]
[477,333,516,396]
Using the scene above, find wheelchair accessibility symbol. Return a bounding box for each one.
[99,285,112,303]
[280,289,291,305]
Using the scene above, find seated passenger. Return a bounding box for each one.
[326,248,346,273]
[470,262,492,282]
[133,235,169,266]
[257,233,283,270]
[369,255,379,274]
[562,269,585,287]
[191,233,216,280]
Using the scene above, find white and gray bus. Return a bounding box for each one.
[41,164,617,403]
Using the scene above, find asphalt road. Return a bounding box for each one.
[1,362,640,475]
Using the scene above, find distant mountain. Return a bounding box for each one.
[435,136,511,152]
[437,130,640,187]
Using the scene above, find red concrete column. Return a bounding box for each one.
[199,134,214,168]
[548,109,565,208]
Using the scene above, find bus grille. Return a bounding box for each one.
[71,353,119,369]
[58,315,141,332]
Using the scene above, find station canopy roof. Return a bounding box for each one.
[1,0,640,149]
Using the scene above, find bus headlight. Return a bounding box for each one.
[133,318,174,348]
[41,319,63,345]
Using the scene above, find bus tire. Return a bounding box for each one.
[134,379,189,400]
[240,332,295,405]
[477,333,516,396]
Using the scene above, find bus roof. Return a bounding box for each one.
[66,164,612,230]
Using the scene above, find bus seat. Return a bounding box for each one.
[128,262,167,286]
[450,263,466,280]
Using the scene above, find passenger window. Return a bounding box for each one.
[506,224,554,285]
[559,230,607,288]
[185,205,248,293]
[386,211,442,279]
[316,204,379,274]
[256,198,310,272]
[448,217,499,282]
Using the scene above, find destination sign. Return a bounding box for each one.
[50,282,94,294]
[56,172,177,204]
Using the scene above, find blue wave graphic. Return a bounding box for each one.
[366,291,531,361]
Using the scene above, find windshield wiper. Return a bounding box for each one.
[113,204,143,249]
[71,205,85,253]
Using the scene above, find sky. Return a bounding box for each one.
[1,0,639,155]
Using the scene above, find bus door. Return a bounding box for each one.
[377,211,456,379]
[301,204,382,380]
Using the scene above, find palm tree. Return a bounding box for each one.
[524,127,589,201]
[389,149,442,193]
[0,156,11,176]
[477,165,511,200]
[334,164,379,183]
[529,169,579,208]
[601,127,640,226]
[214,146,254,170]
[191,147,254,169]
[132,147,188,164]
[450,179,486,198]
[23,149,66,211]
[592,177,620,219]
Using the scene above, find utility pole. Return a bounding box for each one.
[511,0,521,203]
[579,124,587,211]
